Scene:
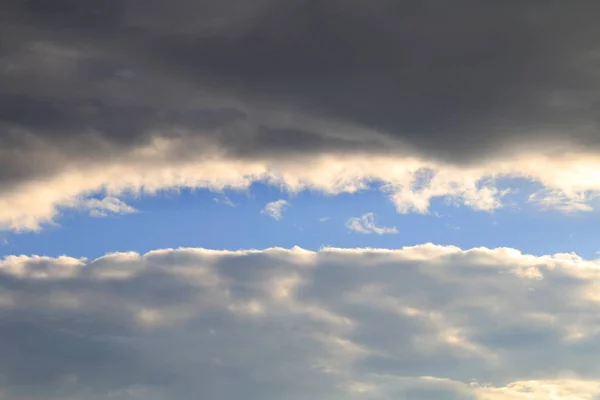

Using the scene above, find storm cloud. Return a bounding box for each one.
[3,1,600,162]
[2,1,600,229]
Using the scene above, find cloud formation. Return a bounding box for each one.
[346,212,398,235]
[2,1,600,230]
[261,199,290,220]
[4,1,600,161]
[4,148,600,231]
[2,245,600,399]
[79,196,138,218]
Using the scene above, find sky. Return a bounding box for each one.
[2,1,600,399]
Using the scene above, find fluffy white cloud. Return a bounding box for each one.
[261,199,290,220]
[346,212,398,234]
[2,244,600,399]
[5,136,600,231]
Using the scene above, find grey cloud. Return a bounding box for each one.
[158,0,600,162]
[2,246,600,398]
[1,0,600,191]
[0,90,245,186]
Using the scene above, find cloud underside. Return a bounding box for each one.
[1,1,600,229]
[2,244,600,399]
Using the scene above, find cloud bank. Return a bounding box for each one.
[2,1,600,230]
[2,245,600,399]
[4,0,600,159]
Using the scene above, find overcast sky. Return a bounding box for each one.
[2,1,600,399]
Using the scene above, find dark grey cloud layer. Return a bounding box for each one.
[2,0,600,183]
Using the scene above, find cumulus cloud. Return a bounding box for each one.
[2,244,600,399]
[261,199,290,220]
[346,212,398,235]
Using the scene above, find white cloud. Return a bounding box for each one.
[78,196,138,218]
[474,379,600,400]
[6,136,600,231]
[261,199,290,220]
[529,189,597,213]
[346,212,398,234]
[2,244,600,398]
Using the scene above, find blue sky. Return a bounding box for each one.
[4,179,600,260]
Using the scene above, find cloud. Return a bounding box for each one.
[5,149,600,232]
[0,1,599,232]
[261,199,290,220]
[346,212,398,235]
[1,2,600,230]
[2,244,600,398]
[213,195,235,207]
[3,1,600,163]
[78,196,138,218]
[528,189,598,214]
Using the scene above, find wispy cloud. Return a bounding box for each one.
[346,212,398,235]
[261,199,290,221]
[529,189,597,213]
[319,216,331,222]
[78,196,137,218]
[213,195,235,207]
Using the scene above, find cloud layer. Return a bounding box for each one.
[3,0,600,162]
[2,1,600,230]
[2,245,600,399]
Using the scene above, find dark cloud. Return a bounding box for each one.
[1,0,600,187]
